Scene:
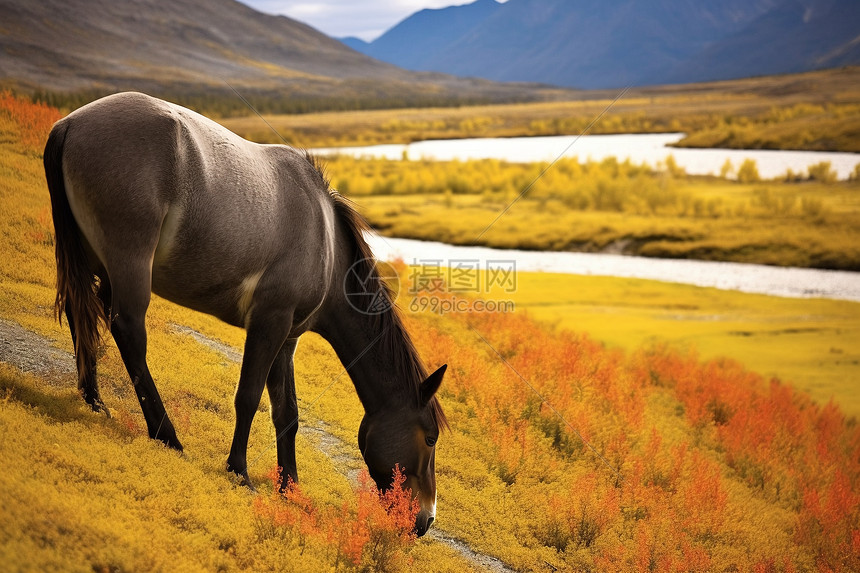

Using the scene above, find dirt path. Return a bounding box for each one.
[0,319,516,573]
[0,319,74,377]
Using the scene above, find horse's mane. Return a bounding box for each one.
[309,152,447,431]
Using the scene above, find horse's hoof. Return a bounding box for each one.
[157,434,183,452]
[86,397,111,418]
[227,467,257,492]
[238,472,257,492]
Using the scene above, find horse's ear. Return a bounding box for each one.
[420,364,447,405]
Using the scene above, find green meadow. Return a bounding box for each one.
[503,271,860,418]
[338,156,860,270]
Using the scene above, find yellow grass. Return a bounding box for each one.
[3,92,860,572]
[220,67,860,152]
[332,154,860,270]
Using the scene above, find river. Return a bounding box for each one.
[320,132,860,301]
[366,234,860,303]
[317,133,859,180]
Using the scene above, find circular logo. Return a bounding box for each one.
[343,259,401,315]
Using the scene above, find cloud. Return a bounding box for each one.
[241,0,498,41]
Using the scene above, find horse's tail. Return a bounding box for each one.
[44,121,105,385]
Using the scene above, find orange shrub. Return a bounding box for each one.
[254,465,418,572]
[796,469,860,571]
[679,451,727,537]
[347,467,419,569]
[0,91,62,151]
[634,345,860,501]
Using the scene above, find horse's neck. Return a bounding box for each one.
[313,296,414,415]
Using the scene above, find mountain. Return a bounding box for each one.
[347,0,860,89]
[339,37,371,53]
[355,0,503,71]
[0,0,553,108]
[0,0,401,91]
[658,0,860,83]
[439,0,782,88]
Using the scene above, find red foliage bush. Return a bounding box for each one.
[635,345,860,569]
[254,465,418,571]
[0,91,62,151]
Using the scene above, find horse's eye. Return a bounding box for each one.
[425,436,437,447]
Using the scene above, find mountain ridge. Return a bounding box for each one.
[345,0,860,89]
[352,0,502,71]
[660,0,860,83]
[0,0,559,110]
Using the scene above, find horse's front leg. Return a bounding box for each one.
[226,310,293,490]
[266,338,300,489]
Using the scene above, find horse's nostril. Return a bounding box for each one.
[415,516,434,537]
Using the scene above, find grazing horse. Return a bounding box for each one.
[43,92,447,536]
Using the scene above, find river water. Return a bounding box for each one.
[366,234,860,303]
[317,133,860,180]
[321,133,860,301]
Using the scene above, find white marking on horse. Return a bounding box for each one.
[153,204,184,267]
[238,271,264,322]
[62,173,107,266]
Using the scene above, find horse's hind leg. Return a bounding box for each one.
[108,266,182,451]
[65,303,107,415]
[64,277,112,415]
[265,338,299,488]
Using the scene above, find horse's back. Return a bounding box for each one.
[62,91,273,214]
[56,92,335,328]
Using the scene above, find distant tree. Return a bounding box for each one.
[663,154,686,178]
[737,159,760,183]
[806,161,837,184]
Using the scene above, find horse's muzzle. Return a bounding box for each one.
[415,511,435,537]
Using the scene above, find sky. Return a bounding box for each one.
[240,0,507,42]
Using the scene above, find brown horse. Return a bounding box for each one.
[43,92,446,536]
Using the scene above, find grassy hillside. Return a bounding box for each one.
[0,92,478,572]
[2,94,859,571]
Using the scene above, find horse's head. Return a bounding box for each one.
[358,364,447,537]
